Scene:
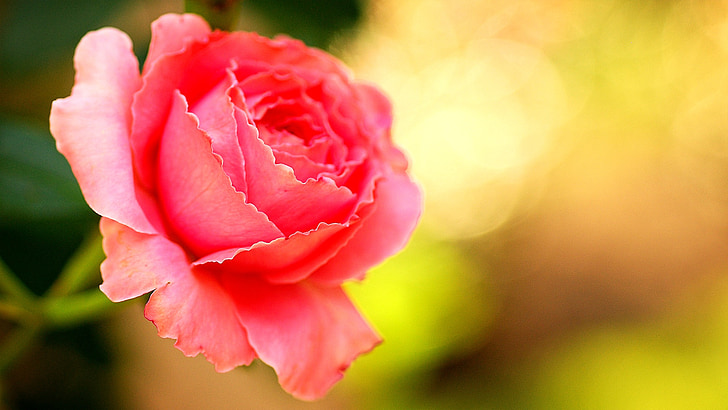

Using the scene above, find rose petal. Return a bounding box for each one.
[222,275,381,400]
[270,134,333,163]
[130,21,216,190]
[143,13,211,75]
[238,72,342,151]
[194,220,364,284]
[236,69,310,109]
[310,173,422,285]
[99,217,174,302]
[158,91,283,256]
[145,267,257,372]
[235,107,357,235]
[317,77,359,148]
[351,83,410,172]
[99,217,257,372]
[270,149,335,182]
[190,32,351,86]
[190,69,247,192]
[49,28,162,234]
[167,32,351,112]
[352,83,393,137]
[337,154,377,197]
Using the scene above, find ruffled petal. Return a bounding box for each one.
[145,266,257,372]
[190,69,247,192]
[222,275,381,400]
[49,28,160,234]
[194,220,363,284]
[99,218,177,302]
[352,83,393,138]
[310,173,422,285]
[130,24,216,190]
[157,91,283,256]
[270,135,333,163]
[236,69,310,109]
[236,107,357,235]
[99,217,257,373]
[269,149,335,182]
[317,76,359,148]
[143,13,211,75]
[188,32,351,86]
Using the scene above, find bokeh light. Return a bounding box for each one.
[344,0,571,239]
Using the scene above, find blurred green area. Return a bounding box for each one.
[3,0,728,409]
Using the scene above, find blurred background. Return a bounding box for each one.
[3,0,728,408]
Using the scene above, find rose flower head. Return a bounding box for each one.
[49,13,421,400]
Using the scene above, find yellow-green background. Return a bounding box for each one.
[3,0,728,408]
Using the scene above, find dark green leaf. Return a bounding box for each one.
[0,118,92,226]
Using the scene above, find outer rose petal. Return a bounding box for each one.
[184,32,352,86]
[311,173,423,285]
[99,217,174,302]
[131,18,216,190]
[100,218,257,372]
[145,268,257,372]
[143,13,211,74]
[222,275,381,400]
[49,28,160,234]
[353,83,393,134]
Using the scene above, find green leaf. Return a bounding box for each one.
[0,0,127,76]
[242,0,363,50]
[0,118,92,226]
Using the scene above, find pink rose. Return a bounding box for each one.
[49,13,421,399]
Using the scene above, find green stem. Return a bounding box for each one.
[42,288,119,329]
[0,259,39,374]
[0,229,115,373]
[0,257,36,308]
[0,299,33,324]
[0,286,119,373]
[46,229,104,298]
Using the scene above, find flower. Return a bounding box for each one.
[49,13,421,400]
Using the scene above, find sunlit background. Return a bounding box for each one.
[3,0,728,408]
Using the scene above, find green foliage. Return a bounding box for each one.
[0,0,126,76]
[0,119,91,226]
[0,118,97,293]
[243,0,363,49]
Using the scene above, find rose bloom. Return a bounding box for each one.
[49,13,421,400]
